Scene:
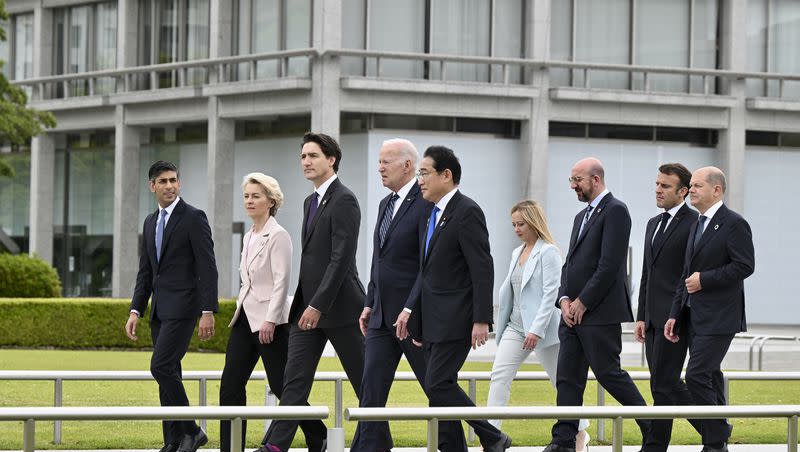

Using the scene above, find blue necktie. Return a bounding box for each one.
[693,215,707,248]
[578,205,594,237]
[379,193,399,247]
[155,209,167,262]
[424,206,440,256]
[306,192,319,231]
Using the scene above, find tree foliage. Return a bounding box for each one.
[0,0,57,177]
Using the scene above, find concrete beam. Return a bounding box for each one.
[207,96,235,298]
[112,105,141,298]
[29,134,55,264]
[310,0,341,138]
[523,0,551,204]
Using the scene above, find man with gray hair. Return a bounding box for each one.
[350,138,456,452]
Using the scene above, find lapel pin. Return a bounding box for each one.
[596,207,602,213]
[322,199,328,206]
[714,224,719,230]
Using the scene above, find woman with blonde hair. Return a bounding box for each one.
[487,200,590,451]
[219,173,324,452]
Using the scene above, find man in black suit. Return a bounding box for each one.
[634,163,701,452]
[259,132,365,452]
[398,146,511,452]
[665,166,754,452]
[125,160,218,452]
[350,139,457,452]
[543,157,653,452]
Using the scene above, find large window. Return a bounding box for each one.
[12,13,34,81]
[342,0,525,82]
[746,0,800,98]
[53,2,118,97]
[551,0,719,93]
[0,150,32,253]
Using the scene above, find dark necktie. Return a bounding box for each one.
[155,209,167,262]
[693,215,707,248]
[379,193,399,247]
[306,192,319,231]
[578,205,594,237]
[651,212,671,252]
[424,206,440,256]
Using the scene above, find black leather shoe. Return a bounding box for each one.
[543,443,576,452]
[177,429,208,452]
[484,433,512,452]
[309,439,327,452]
[159,444,179,452]
[701,445,728,452]
[254,443,282,452]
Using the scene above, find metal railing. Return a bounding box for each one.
[10,48,800,101]
[3,370,800,445]
[0,405,328,452]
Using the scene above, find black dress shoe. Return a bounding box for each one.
[308,439,326,452]
[159,444,179,452]
[177,428,208,452]
[542,443,576,452]
[484,433,512,452]
[701,445,728,452]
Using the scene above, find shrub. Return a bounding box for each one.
[0,298,237,352]
[0,253,62,297]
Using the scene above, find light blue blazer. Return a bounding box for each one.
[495,240,563,349]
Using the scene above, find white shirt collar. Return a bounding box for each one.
[158,196,181,217]
[394,177,417,201]
[664,201,685,218]
[700,199,724,221]
[314,174,338,200]
[588,189,610,209]
[435,187,459,213]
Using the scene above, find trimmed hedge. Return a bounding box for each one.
[0,298,237,352]
[0,253,62,297]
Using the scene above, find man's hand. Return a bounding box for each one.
[298,306,322,331]
[685,272,702,294]
[359,307,372,336]
[664,318,679,343]
[522,333,540,350]
[394,310,410,340]
[471,322,490,350]
[198,313,215,341]
[634,320,646,343]
[570,298,588,325]
[125,313,139,341]
[560,298,575,327]
[259,321,275,344]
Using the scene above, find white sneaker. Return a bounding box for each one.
[575,430,590,452]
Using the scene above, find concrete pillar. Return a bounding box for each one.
[209,0,234,83]
[716,0,748,212]
[522,0,551,204]
[117,0,139,69]
[208,96,235,298]
[310,0,341,139]
[112,106,141,298]
[29,134,55,264]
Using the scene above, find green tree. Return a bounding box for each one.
[0,0,57,177]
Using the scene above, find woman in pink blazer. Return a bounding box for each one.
[219,172,299,452]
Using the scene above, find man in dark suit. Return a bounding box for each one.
[125,160,218,452]
[543,157,653,452]
[665,166,754,452]
[350,139,457,452]
[259,132,365,452]
[634,163,701,452]
[398,145,511,452]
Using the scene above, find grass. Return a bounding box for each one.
[0,349,798,449]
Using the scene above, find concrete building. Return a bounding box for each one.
[0,0,797,324]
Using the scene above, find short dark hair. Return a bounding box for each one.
[424,145,461,185]
[148,160,179,181]
[302,132,342,173]
[658,162,691,192]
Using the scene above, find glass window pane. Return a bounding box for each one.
[746,0,767,96]
[0,19,9,78]
[430,0,490,82]
[69,6,91,96]
[0,151,32,253]
[550,0,573,86]
[368,0,425,78]
[493,0,524,83]
[285,0,311,76]
[158,0,179,87]
[575,0,630,89]
[341,0,366,76]
[186,0,210,84]
[769,0,800,98]
[634,0,689,93]
[95,2,118,94]
[691,0,717,93]
[14,14,34,80]
[252,0,280,78]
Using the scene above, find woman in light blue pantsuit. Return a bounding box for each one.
[487,200,590,451]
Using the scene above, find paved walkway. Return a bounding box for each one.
[4,446,793,452]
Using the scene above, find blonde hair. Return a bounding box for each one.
[242,172,284,217]
[511,200,556,245]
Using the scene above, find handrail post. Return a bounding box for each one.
[749,336,761,370]
[54,378,63,444]
[584,68,590,88]
[231,417,243,452]
[641,342,646,367]
[376,57,382,78]
[335,378,343,428]
[23,419,35,452]
[758,337,771,371]
[612,417,623,452]
[441,61,446,81]
[643,72,650,92]
[468,378,477,442]
[597,385,606,441]
[427,418,439,452]
[328,427,345,452]
[264,386,277,433]
[723,376,730,404]
[789,415,798,452]
[199,378,208,432]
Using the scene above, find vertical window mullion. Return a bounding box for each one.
[629,0,635,89]
[364,0,371,76]
[489,0,495,82]
[570,0,576,86]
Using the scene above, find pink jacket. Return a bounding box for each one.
[229,216,292,332]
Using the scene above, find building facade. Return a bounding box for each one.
[0,0,797,323]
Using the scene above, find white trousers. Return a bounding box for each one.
[487,328,590,431]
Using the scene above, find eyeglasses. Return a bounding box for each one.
[416,170,441,179]
[568,175,595,184]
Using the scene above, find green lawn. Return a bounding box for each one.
[0,349,798,449]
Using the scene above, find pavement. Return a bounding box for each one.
[2,446,793,452]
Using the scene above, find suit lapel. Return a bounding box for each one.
[521,240,544,288]
[146,211,158,269]
[383,183,420,245]
[303,178,339,248]
[652,204,690,262]
[246,218,274,270]
[570,193,612,253]
[158,199,185,265]
[692,205,728,259]
[423,191,461,265]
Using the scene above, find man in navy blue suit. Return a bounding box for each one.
[543,157,653,452]
[665,166,754,452]
[350,138,455,452]
[126,160,218,452]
